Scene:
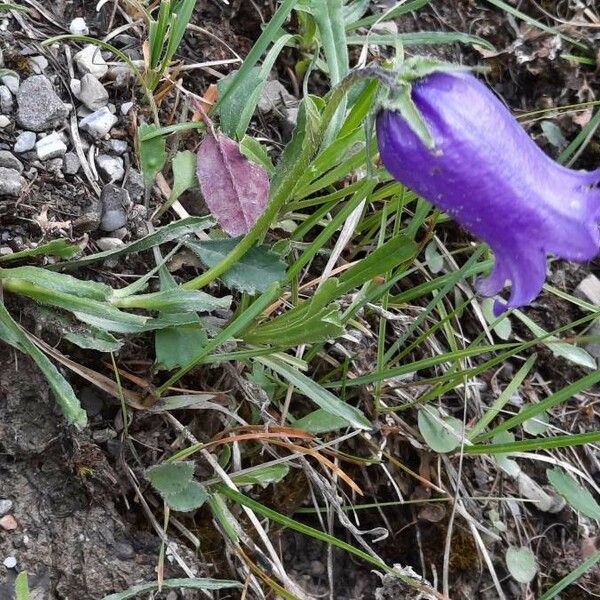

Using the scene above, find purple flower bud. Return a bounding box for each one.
[377,71,600,314]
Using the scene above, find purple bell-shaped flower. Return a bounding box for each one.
[376,70,600,314]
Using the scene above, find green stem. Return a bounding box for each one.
[183,69,373,291]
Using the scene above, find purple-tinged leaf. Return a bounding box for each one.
[197,133,270,236]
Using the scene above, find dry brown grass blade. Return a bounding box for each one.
[29,334,147,408]
[270,439,364,496]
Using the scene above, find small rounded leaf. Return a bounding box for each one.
[506,546,537,584]
[145,461,195,496]
[418,407,463,454]
[164,481,208,512]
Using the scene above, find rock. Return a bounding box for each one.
[0,499,12,517]
[73,196,102,233]
[75,74,108,111]
[575,274,600,307]
[1,74,19,94]
[0,115,10,128]
[14,130,36,153]
[74,45,108,79]
[36,132,67,160]
[79,106,117,139]
[0,85,12,113]
[0,167,25,197]
[111,227,128,240]
[69,17,89,36]
[63,152,80,175]
[108,139,128,155]
[258,79,296,113]
[69,78,81,96]
[124,169,144,201]
[76,105,92,118]
[121,101,133,115]
[30,55,49,74]
[3,556,17,569]
[257,79,298,138]
[0,151,23,173]
[45,157,64,176]
[108,65,136,88]
[100,184,130,232]
[96,154,124,182]
[17,75,70,132]
[0,514,17,531]
[96,237,125,251]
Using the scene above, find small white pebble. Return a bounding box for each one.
[121,101,133,116]
[0,115,10,128]
[69,17,89,36]
[3,556,17,569]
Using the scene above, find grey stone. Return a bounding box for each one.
[0,151,23,173]
[63,152,80,175]
[111,227,127,240]
[100,184,130,232]
[69,78,81,96]
[96,237,124,251]
[0,499,12,517]
[258,79,296,113]
[108,139,128,155]
[36,132,67,160]
[14,131,36,153]
[0,167,25,197]
[96,154,124,182]
[257,80,298,138]
[74,45,108,79]
[121,101,133,115]
[0,115,10,128]
[45,157,64,175]
[17,75,70,132]
[124,169,144,201]
[76,105,92,118]
[30,55,49,74]
[69,17,89,36]
[108,65,135,88]
[575,274,600,307]
[79,107,117,139]
[0,85,12,113]
[1,74,19,94]
[75,74,108,111]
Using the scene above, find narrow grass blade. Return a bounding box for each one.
[468,354,537,441]
[102,578,242,600]
[466,431,600,455]
[538,551,600,600]
[475,369,600,442]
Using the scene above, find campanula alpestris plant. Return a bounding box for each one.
[376,70,600,314]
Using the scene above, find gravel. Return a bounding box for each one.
[0,151,23,173]
[96,154,124,182]
[14,131,36,153]
[16,75,70,132]
[69,17,89,36]
[74,45,109,79]
[79,107,118,138]
[63,152,81,175]
[0,167,25,197]
[0,85,13,113]
[100,184,130,232]
[75,74,109,111]
[0,500,12,517]
[36,132,67,160]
